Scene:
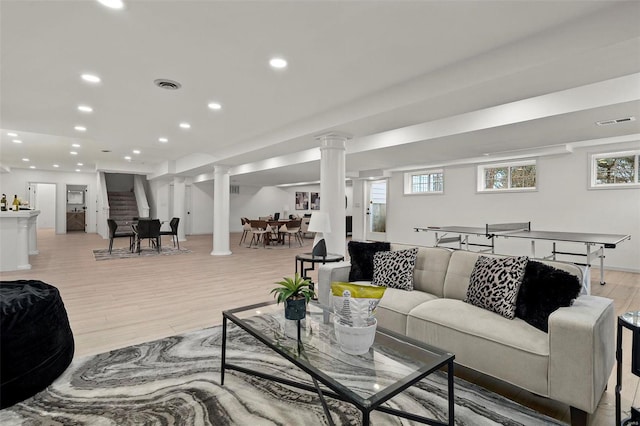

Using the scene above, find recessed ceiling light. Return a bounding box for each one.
[75,169,81,172]
[179,122,191,129]
[12,139,22,144]
[72,143,81,148]
[53,164,60,168]
[124,156,132,160]
[208,102,222,110]
[81,74,101,83]
[22,158,29,162]
[269,57,287,69]
[78,105,93,113]
[70,151,78,155]
[132,149,141,154]
[77,162,84,166]
[29,165,36,169]
[158,137,168,143]
[74,126,87,132]
[7,132,18,137]
[97,0,124,9]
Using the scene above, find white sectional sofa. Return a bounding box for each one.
[317,244,615,426]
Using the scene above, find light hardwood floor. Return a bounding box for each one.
[0,229,637,425]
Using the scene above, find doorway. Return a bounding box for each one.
[66,184,87,232]
[29,183,56,229]
[365,179,387,241]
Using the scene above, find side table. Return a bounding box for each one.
[295,253,345,297]
[616,310,640,426]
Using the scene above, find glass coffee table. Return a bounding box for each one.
[221,301,455,425]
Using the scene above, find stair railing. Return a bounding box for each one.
[133,175,150,219]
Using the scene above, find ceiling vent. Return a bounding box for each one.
[154,79,182,90]
[596,116,635,126]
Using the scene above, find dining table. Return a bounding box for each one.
[264,219,290,245]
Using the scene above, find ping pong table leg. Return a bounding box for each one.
[585,243,606,285]
[597,246,606,285]
[530,240,536,259]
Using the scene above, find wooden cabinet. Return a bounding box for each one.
[67,212,85,232]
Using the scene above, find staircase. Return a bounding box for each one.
[108,191,139,226]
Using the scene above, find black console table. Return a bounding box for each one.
[616,310,640,426]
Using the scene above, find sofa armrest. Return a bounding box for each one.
[317,262,351,306]
[548,295,615,413]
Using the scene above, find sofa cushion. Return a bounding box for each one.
[391,244,451,297]
[516,260,582,332]
[348,241,391,281]
[465,255,528,319]
[372,248,418,290]
[376,288,439,335]
[407,298,549,396]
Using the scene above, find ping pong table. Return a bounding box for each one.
[414,222,631,286]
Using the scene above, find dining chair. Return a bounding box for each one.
[239,217,251,246]
[107,219,135,254]
[282,219,303,247]
[160,217,180,249]
[249,220,268,247]
[300,216,313,238]
[133,219,161,254]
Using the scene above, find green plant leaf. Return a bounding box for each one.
[271,273,315,304]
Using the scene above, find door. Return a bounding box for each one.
[29,183,56,229]
[365,179,387,241]
[185,185,192,235]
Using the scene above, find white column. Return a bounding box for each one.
[212,165,232,256]
[351,179,366,241]
[315,132,350,257]
[173,177,187,242]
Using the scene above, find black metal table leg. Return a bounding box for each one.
[616,319,623,425]
[448,359,455,426]
[221,316,227,386]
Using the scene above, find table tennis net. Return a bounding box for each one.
[485,222,531,235]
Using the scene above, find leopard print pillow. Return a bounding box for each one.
[372,248,419,291]
[465,256,528,319]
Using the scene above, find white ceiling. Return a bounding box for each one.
[1,0,639,186]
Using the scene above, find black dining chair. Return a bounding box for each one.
[133,219,161,254]
[107,219,135,254]
[160,217,180,249]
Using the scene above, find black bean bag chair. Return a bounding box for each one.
[1,280,74,408]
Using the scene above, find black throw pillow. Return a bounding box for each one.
[348,241,391,281]
[515,261,582,332]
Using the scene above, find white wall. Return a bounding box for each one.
[1,169,97,234]
[230,186,290,231]
[386,142,640,272]
[190,181,214,235]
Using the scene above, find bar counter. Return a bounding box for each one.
[0,209,40,272]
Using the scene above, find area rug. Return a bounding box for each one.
[0,323,565,425]
[93,246,191,260]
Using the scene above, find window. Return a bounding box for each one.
[590,150,640,188]
[404,169,444,194]
[477,160,536,192]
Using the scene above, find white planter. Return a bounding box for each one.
[333,318,377,355]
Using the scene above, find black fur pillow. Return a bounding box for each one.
[348,241,391,281]
[515,261,581,332]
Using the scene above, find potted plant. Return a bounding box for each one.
[270,273,315,320]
